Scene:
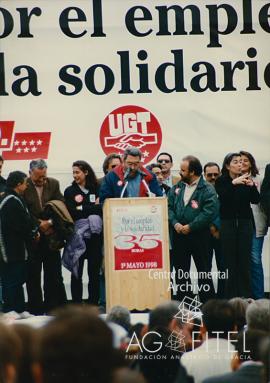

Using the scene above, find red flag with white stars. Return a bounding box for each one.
[0,121,15,148]
[2,132,51,160]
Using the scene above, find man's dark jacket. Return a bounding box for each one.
[0,190,35,262]
[23,177,64,224]
[168,176,218,232]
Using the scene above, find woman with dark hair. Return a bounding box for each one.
[64,161,102,304]
[215,153,260,299]
[240,151,268,299]
[0,171,38,314]
[240,150,259,177]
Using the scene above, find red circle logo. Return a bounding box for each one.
[100,105,162,164]
[74,194,83,203]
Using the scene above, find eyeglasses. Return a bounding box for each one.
[126,162,140,166]
[111,164,117,169]
[206,173,219,177]
[158,159,171,164]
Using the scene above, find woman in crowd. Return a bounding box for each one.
[240,151,268,299]
[215,153,260,299]
[0,171,38,314]
[64,161,103,305]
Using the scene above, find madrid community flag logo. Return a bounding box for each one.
[0,121,51,160]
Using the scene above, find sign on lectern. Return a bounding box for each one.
[103,197,171,311]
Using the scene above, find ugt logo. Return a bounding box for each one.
[99,105,162,164]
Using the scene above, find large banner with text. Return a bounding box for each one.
[0,0,269,176]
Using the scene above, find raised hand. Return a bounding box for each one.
[232,173,251,185]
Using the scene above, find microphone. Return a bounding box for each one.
[124,167,131,180]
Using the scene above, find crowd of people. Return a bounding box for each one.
[0,298,269,383]
[0,148,269,314]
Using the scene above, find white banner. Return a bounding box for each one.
[0,0,269,182]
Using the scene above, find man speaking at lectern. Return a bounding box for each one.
[99,147,163,203]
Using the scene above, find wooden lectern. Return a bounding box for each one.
[103,197,171,311]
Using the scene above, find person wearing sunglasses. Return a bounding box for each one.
[204,162,221,186]
[156,152,180,187]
